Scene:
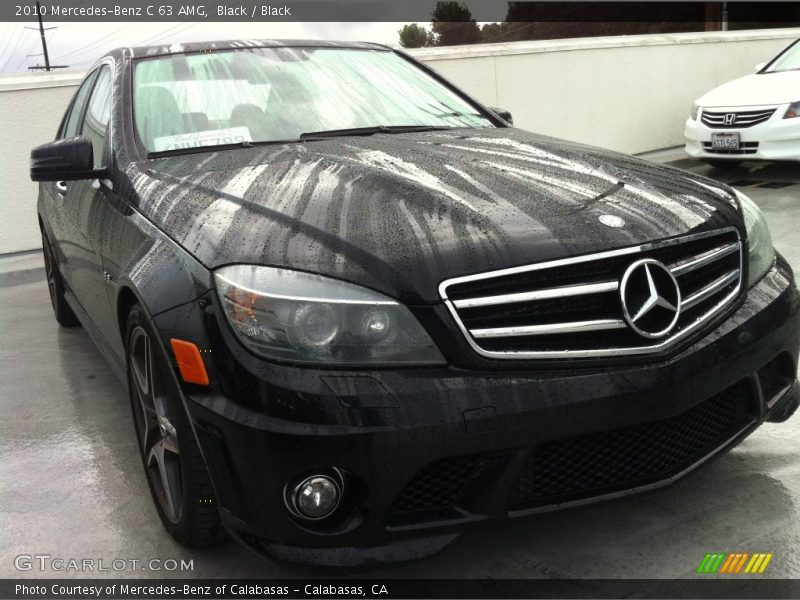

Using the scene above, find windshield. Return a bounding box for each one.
[133,47,494,154]
[764,39,800,73]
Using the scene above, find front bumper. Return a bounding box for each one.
[684,107,800,162]
[154,256,799,565]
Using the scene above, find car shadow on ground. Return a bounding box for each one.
[697,160,800,183]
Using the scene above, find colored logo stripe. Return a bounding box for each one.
[697,553,726,573]
[697,553,773,574]
[719,553,748,574]
[745,553,773,574]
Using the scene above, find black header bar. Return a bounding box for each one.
[3,1,800,23]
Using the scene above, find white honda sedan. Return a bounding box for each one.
[684,38,800,167]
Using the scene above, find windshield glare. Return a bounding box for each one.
[765,40,800,73]
[133,47,494,154]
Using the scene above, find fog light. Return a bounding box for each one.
[289,474,341,520]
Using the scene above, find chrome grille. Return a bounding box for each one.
[439,228,743,359]
[701,108,776,129]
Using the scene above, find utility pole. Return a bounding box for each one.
[24,1,58,71]
[36,1,50,70]
[721,1,729,31]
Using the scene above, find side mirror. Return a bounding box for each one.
[754,62,766,72]
[488,106,513,125]
[30,136,102,182]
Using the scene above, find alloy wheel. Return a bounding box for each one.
[129,326,183,523]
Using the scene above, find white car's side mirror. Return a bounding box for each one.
[754,62,766,72]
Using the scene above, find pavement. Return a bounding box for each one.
[1,151,798,580]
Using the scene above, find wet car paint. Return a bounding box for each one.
[126,128,744,305]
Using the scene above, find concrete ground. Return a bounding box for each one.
[1,153,798,580]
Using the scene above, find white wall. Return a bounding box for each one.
[0,72,84,254]
[1,29,798,255]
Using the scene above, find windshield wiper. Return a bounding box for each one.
[147,139,300,158]
[299,125,453,140]
[146,125,457,157]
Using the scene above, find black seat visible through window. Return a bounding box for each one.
[230,103,269,140]
[134,86,182,149]
[183,112,210,132]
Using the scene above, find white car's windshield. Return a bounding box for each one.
[765,40,800,73]
[133,47,494,155]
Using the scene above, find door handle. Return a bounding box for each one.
[56,181,67,196]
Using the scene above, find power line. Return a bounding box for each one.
[0,26,18,67]
[68,22,200,69]
[129,21,198,48]
[8,38,38,73]
[0,27,25,73]
[51,23,136,62]
[15,23,60,72]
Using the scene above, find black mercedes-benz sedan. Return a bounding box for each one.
[31,40,799,566]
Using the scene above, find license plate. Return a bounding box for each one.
[711,132,740,150]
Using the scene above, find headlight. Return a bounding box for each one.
[214,265,445,366]
[691,104,700,121]
[735,189,775,287]
[783,101,800,119]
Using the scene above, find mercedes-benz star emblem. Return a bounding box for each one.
[619,258,682,339]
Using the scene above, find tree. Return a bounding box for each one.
[398,23,431,49]
[431,1,481,46]
[479,22,514,44]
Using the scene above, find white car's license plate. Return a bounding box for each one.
[711,132,740,150]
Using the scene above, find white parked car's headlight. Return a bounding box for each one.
[783,101,800,119]
[215,265,445,365]
[735,190,775,287]
[691,104,701,121]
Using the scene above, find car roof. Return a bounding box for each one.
[101,39,392,62]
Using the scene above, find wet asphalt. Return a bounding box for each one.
[1,153,798,580]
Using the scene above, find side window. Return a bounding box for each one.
[60,70,98,139]
[81,66,113,168]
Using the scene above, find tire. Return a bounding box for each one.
[41,228,80,327]
[703,159,742,169]
[125,304,225,546]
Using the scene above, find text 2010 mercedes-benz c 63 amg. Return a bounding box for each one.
[31,40,799,565]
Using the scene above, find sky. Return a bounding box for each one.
[0,22,427,75]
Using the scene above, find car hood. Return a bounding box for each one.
[125,128,741,304]
[697,71,800,107]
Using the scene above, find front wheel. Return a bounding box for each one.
[125,305,225,546]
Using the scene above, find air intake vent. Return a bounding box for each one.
[507,380,754,510]
[440,228,743,360]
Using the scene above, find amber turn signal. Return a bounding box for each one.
[170,339,210,386]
